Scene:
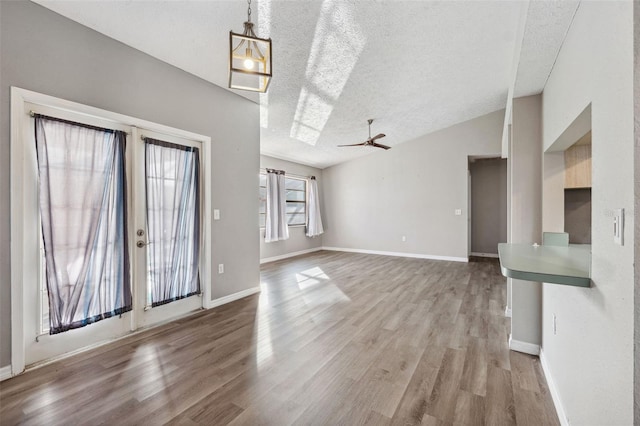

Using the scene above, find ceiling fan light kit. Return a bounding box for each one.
[229,0,272,93]
[338,119,391,150]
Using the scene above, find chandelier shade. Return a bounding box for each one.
[229,10,272,92]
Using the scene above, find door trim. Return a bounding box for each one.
[10,87,212,376]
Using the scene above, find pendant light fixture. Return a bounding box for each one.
[229,0,272,93]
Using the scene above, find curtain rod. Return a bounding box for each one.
[29,110,132,135]
[259,168,315,180]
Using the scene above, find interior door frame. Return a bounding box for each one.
[10,87,213,376]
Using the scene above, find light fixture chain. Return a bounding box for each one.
[247,0,252,22]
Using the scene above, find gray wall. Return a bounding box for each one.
[541,2,634,424]
[508,95,542,347]
[322,109,503,260]
[634,1,639,423]
[259,155,324,261]
[469,158,507,255]
[0,2,260,368]
[542,152,565,233]
[635,0,640,422]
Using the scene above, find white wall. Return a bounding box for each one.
[322,109,503,260]
[0,2,261,368]
[509,95,542,348]
[259,155,323,261]
[541,2,634,424]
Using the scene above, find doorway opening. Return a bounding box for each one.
[468,156,508,258]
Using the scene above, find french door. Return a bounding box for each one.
[132,128,203,328]
[20,100,205,367]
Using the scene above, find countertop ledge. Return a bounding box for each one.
[497,243,591,288]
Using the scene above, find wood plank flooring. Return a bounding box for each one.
[0,251,559,425]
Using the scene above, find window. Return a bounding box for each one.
[259,172,306,227]
[285,176,306,225]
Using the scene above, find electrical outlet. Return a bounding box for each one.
[218,264,224,274]
[214,209,221,220]
[553,314,557,335]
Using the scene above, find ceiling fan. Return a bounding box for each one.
[338,119,391,150]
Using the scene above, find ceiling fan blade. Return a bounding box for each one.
[369,133,386,142]
[371,142,391,150]
[337,142,367,147]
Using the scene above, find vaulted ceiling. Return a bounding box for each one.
[34,0,579,169]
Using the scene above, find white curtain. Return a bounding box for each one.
[145,138,200,307]
[265,169,289,242]
[35,115,131,334]
[306,176,324,237]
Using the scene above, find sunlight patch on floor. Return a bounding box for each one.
[295,266,351,304]
[256,284,274,368]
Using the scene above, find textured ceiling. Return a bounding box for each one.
[34,0,578,169]
[514,1,580,98]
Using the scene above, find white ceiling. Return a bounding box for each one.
[34,0,579,169]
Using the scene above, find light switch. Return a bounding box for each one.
[455,209,462,216]
[214,209,220,220]
[613,208,624,245]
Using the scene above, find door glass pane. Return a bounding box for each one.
[35,115,131,334]
[145,139,201,307]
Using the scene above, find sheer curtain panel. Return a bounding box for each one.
[264,169,289,242]
[145,138,201,307]
[35,115,131,334]
[306,176,324,237]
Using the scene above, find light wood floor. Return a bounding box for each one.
[0,251,558,425]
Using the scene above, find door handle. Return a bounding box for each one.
[136,240,151,248]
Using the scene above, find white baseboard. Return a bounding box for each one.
[208,286,261,309]
[540,348,569,426]
[504,306,512,317]
[322,247,468,263]
[260,247,322,264]
[508,334,540,355]
[470,252,499,258]
[0,365,12,382]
